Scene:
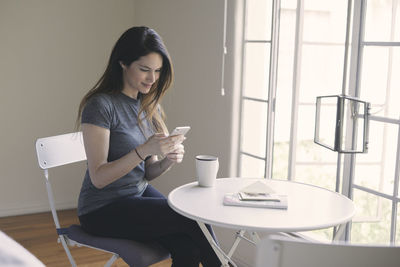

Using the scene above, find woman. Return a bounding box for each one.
[76,26,220,266]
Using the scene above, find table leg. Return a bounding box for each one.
[227,230,245,258]
[197,222,237,267]
[333,223,346,241]
[249,231,261,243]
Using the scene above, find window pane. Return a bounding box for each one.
[272,0,297,180]
[295,164,337,191]
[303,0,348,43]
[278,4,296,89]
[281,0,297,9]
[297,105,339,163]
[298,228,334,242]
[243,43,270,100]
[340,98,367,153]
[241,99,268,157]
[245,0,272,40]
[296,138,338,164]
[295,104,338,190]
[364,0,400,42]
[272,141,289,179]
[360,46,400,119]
[296,104,316,140]
[351,189,392,244]
[300,45,344,102]
[315,97,338,150]
[240,154,265,178]
[354,121,398,196]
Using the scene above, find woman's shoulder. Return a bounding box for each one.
[89,92,113,103]
[86,93,117,108]
[82,93,118,116]
[81,93,117,125]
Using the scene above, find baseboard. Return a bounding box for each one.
[0,201,77,217]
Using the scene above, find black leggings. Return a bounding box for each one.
[79,184,221,267]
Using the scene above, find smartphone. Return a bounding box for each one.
[170,126,191,136]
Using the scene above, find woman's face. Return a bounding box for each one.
[121,52,163,99]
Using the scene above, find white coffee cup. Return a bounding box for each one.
[196,155,219,187]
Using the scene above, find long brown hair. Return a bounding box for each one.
[76,26,173,134]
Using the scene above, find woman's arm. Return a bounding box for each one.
[143,156,173,181]
[82,123,185,188]
[82,123,145,189]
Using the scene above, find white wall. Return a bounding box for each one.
[133,0,236,192]
[0,0,254,265]
[0,0,238,216]
[0,0,135,216]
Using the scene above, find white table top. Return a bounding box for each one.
[168,178,355,233]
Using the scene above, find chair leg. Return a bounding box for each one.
[104,254,119,267]
[60,234,119,267]
[59,236,77,267]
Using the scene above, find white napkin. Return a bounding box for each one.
[239,181,275,195]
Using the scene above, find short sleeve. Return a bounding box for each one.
[81,94,114,129]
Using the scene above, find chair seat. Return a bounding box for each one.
[65,224,170,266]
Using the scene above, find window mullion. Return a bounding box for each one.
[341,0,365,199]
[340,0,366,242]
[265,0,280,179]
[287,0,304,181]
[390,0,400,244]
[245,40,272,43]
[334,0,354,195]
[390,124,400,243]
[237,0,248,177]
[362,41,400,46]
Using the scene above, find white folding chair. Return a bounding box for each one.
[0,231,45,266]
[35,132,170,267]
[255,234,400,267]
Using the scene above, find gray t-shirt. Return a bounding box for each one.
[77,92,153,216]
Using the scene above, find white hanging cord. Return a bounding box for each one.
[220,0,228,96]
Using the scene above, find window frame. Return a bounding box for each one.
[237,0,400,243]
[237,0,280,179]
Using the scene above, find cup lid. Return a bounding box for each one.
[196,155,218,161]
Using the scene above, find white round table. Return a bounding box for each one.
[168,178,355,266]
[168,177,355,233]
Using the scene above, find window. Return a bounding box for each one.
[238,0,400,244]
[238,0,278,179]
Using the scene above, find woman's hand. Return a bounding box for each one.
[138,133,186,158]
[143,134,186,180]
[166,143,185,163]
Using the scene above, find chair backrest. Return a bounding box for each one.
[36,132,86,169]
[35,132,86,231]
[255,235,400,267]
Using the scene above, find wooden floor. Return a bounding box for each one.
[0,209,172,267]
